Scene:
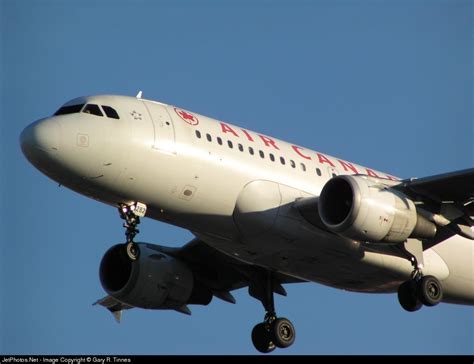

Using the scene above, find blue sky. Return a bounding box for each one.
[1,0,473,355]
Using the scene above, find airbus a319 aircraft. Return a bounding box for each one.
[21,93,474,353]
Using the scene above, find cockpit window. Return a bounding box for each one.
[102,105,120,119]
[54,104,84,115]
[54,102,120,119]
[82,104,103,117]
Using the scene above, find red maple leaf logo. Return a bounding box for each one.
[174,108,199,126]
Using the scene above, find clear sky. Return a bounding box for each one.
[1,0,473,355]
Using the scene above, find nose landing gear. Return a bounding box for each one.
[118,202,147,261]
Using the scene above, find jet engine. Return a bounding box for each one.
[99,243,212,310]
[318,175,436,244]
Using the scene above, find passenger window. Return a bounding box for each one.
[301,163,306,171]
[259,150,265,159]
[83,104,103,117]
[195,130,201,139]
[206,134,212,142]
[249,147,254,155]
[316,168,322,176]
[280,157,286,165]
[269,153,275,162]
[54,104,84,115]
[217,137,223,145]
[102,105,120,119]
[290,160,296,168]
[228,140,233,149]
[238,143,244,152]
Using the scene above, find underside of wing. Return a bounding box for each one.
[161,238,304,294]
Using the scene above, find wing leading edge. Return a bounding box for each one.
[396,168,474,204]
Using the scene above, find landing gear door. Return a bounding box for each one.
[143,102,176,154]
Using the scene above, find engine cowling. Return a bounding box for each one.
[99,243,212,309]
[318,175,436,244]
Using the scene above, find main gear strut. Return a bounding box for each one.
[249,270,295,353]
[118,202,147,261]
[397,239,443,311]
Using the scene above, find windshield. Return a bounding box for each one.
[54,104,84,115]
[54,103,120,119]
[82,104,103,117]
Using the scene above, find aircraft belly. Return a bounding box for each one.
[197,230,399,292]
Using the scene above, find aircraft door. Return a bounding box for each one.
[143,102,176,154]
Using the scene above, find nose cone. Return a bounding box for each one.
[20,118,60,168]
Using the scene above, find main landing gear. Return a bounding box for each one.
[397,240,443,312]
[249,271,296,353]
[118,202,146,261]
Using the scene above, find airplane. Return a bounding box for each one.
[20,92,474,353]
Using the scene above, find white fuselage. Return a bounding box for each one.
[20,95,474,305]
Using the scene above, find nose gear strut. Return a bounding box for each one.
[118,202,147,261]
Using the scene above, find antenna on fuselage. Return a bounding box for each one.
[136,90,143,99]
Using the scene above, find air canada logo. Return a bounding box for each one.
[174,108,199,126]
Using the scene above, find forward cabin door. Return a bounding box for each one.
[143,101,176,154]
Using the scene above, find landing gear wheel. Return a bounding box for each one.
[126,242,139,261]
[398,281,422,312]
[251,323,275,353]
[271,317,295,348]
[250,270,296,352]
[418,275,443,307]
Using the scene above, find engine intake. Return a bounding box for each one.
[99,243,212,310]
[318,175,436,244]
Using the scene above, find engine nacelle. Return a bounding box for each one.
[318,175,436,244]
[99,243,212,309]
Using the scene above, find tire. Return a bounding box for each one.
[126,242,140,261]
[271,317,296,348]
[397,281,422,312]
[417,275,443,307]
[251,323,275,353]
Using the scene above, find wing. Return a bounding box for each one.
[95,238,303,320]
[395,168,474,204]
[393,168,474,245]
